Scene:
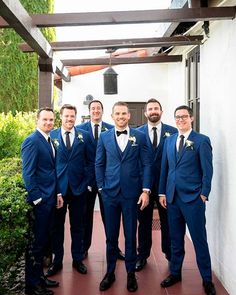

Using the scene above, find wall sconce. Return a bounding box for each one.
[103,48,118,95]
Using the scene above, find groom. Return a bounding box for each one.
[96,101,152,292]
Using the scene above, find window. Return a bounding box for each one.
[186,46,200,132]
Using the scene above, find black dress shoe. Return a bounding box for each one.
[25,284,54,295]
[99,272,116,291]
[203,281,216,295]
[127,272,138,292]
[41,276,59,288]
[160,274,182,288]
[135,258,147,272]
[72,261,87,274]
[117,250,125,260]
[46,263,63,277]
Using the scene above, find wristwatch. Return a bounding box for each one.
[142,189,150,195]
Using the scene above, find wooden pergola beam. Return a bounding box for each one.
[0,0,70,82]
[19,35,204,52]
[1,7,235,28]
[61,55,183,66]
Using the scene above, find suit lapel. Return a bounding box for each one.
[37,131,54,162]
[169,133,178,164]
[121,129,135,161]
[176,130,195,164]
[109,129,122,160]
[58,129,70,159]
[69,127,78,158]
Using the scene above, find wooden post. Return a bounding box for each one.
[38,70,54,108]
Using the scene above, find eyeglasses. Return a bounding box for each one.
[175,115,190,121]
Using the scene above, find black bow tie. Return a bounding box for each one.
[116,130,127,137]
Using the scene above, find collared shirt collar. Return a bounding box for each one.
[147,121,162,133]
[37,127,50,141]
[178,128,192,140]
[61,126,75,136]
[91,121,102,129]
[115,126,130,137]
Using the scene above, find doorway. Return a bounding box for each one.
[126,102,146,128]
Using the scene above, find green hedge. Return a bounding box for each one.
[0,157,29,286]
[0,0,55,113]
[0,112,35,160]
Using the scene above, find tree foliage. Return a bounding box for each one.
[0,0,55,113]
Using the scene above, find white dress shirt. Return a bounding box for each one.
[176,129,192,151]
[148,122,162,146]
[115,127,130,152]
[90,121,102,139]
[61,127,75,147]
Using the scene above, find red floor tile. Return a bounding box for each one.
[49,212,229,295]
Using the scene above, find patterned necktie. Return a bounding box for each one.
[178,135,185,153]
[65,131,71,149]
[152,127,157,148]
[94,124,99,140]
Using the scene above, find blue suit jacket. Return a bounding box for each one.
[137,123,177,192]
[159,130,213,203]
[76,121,113,187]
[50,127,95,196]
[95,128,152,199]
[21,130,57,205]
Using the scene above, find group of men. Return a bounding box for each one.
[21,99,216,295]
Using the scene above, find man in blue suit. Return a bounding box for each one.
[77,100,126,260]
[96,102,152,292]
[22,108,63,295]
[46,104,94,277]
[77,99,124,260]
[136,98,177,271]
[159,105,216,295]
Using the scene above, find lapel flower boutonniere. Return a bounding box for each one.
[101,126,108,132]
[185,140,194,150]
[164,132,171,138]
[77,133,84,142]
[129,135,138,147]
[52,139,59,149]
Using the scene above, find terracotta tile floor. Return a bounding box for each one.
[49,212,229,295]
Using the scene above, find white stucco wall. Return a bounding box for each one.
[61,63,180,125]
[200,19,236,294]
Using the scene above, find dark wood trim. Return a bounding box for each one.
[61,55,182,66]
[1,7,235,28]
[19,35,204,52]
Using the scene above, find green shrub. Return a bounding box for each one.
[0,157,29,284]
[0,111,35,160]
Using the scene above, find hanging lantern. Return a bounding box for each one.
[103,48,118,95]
[103,67,118,94]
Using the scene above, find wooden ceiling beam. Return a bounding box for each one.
[19,35,204,52]
[1,7,235,28]
[62,55,183,66]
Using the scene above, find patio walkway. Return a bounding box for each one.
[49,211,229,295]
